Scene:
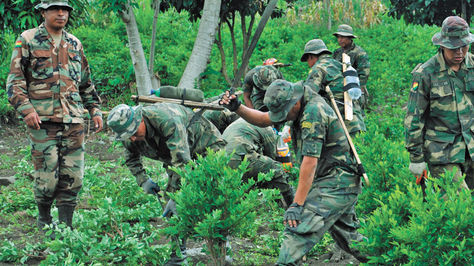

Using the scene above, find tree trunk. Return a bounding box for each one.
[120,3,153,96]
[178,0,222,90]
[149,0,161,90]
[324,0,331,30]
[231,0,278,88]
[216,25,232,84]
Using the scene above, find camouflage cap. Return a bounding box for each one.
[432,16,473,49]
[35,0,73,10]
[107,104,143,141]
[300,39,332,62]
[252,65,283,90]
[333,24,357,38]
[264,79,304,123]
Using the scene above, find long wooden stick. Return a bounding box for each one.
[325,85,369,186]
[342,53,353,121]
[132,95,225,110]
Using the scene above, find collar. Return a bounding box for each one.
[436,50,471,73]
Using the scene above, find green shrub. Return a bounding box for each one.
[162,149,277,265]
[358,170,473,264]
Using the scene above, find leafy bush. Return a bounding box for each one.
[162,149,278,264]
[358,170,473,264]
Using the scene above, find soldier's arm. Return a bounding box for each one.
[356,49,370,86]
[404,72,429,163]
[6,35,36,118]
[159,117,192,167]
[77,43,102,118]
[124,144,149,186]
[303,67,325,93]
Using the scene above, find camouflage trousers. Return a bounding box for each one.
[277,187,366,265]
[428,154,474,191]
[228,152,292,195]
[28,122,84,207]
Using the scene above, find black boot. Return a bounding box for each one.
[58,205,75,228]
[37,203,52,230]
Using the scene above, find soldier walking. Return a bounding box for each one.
[6,0,103,232]
[404,16,474,190]
[219,80,368,264]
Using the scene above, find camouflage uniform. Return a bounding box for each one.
[108,103,226,193]
[404,16,474,190]
[262,80,366,265]
[333,24,370,110]
[303,53,366,135]
[222,118,293,206]
[203,109,240,133]
[6,12,101,228]
[243,65,283,111]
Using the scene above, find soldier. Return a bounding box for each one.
[219,80,367,264]
[301,39,366,136]
[242,65,283,111]
[6,0,103,231]
[222,118,294,207]
[203,109,240,133]
[333,24,371,111]
[107,103,226,196]
[404,16,474,191]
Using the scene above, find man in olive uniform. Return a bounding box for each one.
[7,0,103,231]
[107,103,226,196]
[223,118,294,207]
[333,24,370,111]
[404,16,474,190]
[242,65,283,111]
[219,80,367,264]
[301,39,366,136]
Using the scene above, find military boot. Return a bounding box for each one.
[37,203,56,239]
[58,205,75,228]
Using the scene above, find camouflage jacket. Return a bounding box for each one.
[203,109,240,133]
[303,54,365,133]
[6,23,101,123]
[404,51,474,164]
[222,118,277,159]
[123,103,226,185]
[292,87,360,190]
[333,42,370,86]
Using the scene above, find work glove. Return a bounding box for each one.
[163,199,177,218]
[409,162,427,185]
[409,162,426,176]
[284,203,303,227]
[219,88,241,112]
[141,178,160,195]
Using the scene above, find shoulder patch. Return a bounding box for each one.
[411,81,419,91]
[14,40,22,48]
[302,121,312,128]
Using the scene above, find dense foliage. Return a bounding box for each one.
[0,1,472,264]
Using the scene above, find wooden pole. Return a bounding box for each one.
[325,85,369,185]
[132,95,225,110]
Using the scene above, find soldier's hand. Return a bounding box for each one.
[24,112,41,130]
[219,89,241,112]
[162,199,177,218]
[409,162,426,176]
[92,115,103,133]
[141,178,160,195]
[284,203,303,228]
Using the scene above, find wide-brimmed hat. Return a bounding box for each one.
[264,80,304,123]
[252,65,283,90]
[300,39,331,62]
[35,0,73,10]
[432,16,473,49]
[333,24,357,38]
[107,104,143,141]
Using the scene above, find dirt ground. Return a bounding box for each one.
[0,120,359,265]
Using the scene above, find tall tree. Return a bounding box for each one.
[388,0,472,26]
[100,0,160,96]
[178,0,222,90]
